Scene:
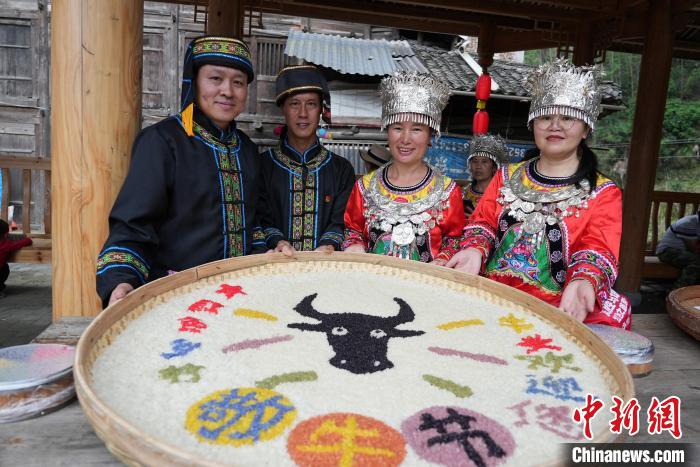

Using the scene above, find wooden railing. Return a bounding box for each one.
[0,155,52,263]
[646,191,700,255]
[643,190,700,280]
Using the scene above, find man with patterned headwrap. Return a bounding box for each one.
[258,65,355,254]
[343,71,465,264]
[463,134,510,218]
[96,36,265,308]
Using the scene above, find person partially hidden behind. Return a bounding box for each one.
[258,65,355,255]
[0,219,32,298]
[96,36,264,308]
[463,133,510,219]
[656,210,700,288]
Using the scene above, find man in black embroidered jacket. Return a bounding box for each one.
[96,36,266,308]
[259,65,355,253]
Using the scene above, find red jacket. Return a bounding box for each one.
[0,236,33,266]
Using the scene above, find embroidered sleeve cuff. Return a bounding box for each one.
[96,246,150,284]
[319,231,344,250]
[252,227,266,247]
[460,223,495,263]
[436,236,462,261]
[342,229,366,250]
[567,250,618,301]
[263,227,285,250]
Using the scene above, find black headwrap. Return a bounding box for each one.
[180,35,255,136]
[275,65,331,123]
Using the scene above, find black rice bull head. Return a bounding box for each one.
[287,293,424,374]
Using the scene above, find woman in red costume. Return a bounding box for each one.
[343,72,465,264]
[447,60,631,329]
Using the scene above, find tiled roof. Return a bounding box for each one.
[285,30,428,76]
[411,42,623,105]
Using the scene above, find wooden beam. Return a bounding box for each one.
[254,0,540,33]
[51,0,143,319]
[477,22,495,70]
[573,20,594,65]
[207,0,243,37]
[493,29,569,53]
[356,0,584,23]
[618,0,675,293]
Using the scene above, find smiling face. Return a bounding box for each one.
[469,155,498,183]
[387,121,432,167]
[533,114,589,161]
[195,65,248,129]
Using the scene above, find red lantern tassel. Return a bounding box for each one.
[473,110,489,135]
[472,73,491,135]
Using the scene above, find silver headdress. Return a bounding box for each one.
[379,71,450,137]
[525,58,602,130]
[468,133,510,168]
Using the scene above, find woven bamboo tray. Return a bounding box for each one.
[74,253,634,467]
[667,285,700,341]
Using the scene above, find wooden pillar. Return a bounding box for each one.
[207,0,243,37]
[477,22,495,71]
[573,20,594,65]
[51,0,143,319]
[617,0,674,293]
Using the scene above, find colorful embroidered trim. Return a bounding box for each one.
[569,249,618,294]
[422,375,473,398]
[460,222,496,261]
[436,236,461,261]
[222,335,293,353]
[194,122,247,258]
[269,145,331,176]
[319,231,344,247]
[255,371,318,390]
[96,246,149,283]
[191,37,253,75]
[233,308,278,321]
[342,229,365,250]
[436,319,485,330]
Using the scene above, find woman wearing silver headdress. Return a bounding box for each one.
[342,72,466,264]
[447,59,631,329]
[463,133,510,218]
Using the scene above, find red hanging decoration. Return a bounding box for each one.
[475,74,492,101]
[473,110,489,135]
[473,73,491,135]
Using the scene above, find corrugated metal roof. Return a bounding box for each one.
[285,30,427,76]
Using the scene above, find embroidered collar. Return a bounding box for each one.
[282,134,322,164]
[498,162,591,235]
[191,108,239,152]
[272,129,330,175]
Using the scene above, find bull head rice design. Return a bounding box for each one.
[288,293,425,374]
